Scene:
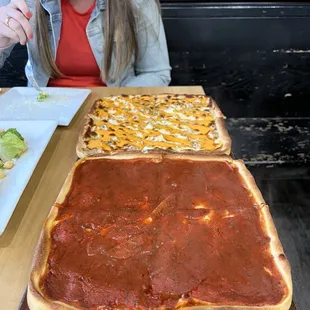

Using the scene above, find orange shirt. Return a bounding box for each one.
[48,0,106,88]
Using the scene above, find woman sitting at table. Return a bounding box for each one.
[0,0,171,87]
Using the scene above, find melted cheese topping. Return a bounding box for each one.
[85,95,223,153]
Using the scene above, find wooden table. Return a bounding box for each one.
[0,86,204,309]
[0,86,296,310]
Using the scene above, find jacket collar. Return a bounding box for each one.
[97,0,106,10]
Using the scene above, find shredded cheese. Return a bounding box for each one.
[85,95,222,153]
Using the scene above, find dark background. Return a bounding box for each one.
[2,2,310,119]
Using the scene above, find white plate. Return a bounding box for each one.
[0,87,91,126]
[0,120,57,235]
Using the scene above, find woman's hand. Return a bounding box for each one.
[0,0,33,48]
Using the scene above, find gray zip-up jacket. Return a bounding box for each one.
[0,0,171,87]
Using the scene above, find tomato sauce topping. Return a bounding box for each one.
[41,158,287,309]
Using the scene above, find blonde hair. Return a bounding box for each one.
[35,0,160,81]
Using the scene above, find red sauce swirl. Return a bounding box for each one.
[41,159,287,309]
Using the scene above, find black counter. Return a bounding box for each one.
[249,163,310,310]
[228,118,310,165]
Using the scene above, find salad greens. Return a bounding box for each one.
[0,128,24,140]
[37,91,49,102]
[0,128,27,163]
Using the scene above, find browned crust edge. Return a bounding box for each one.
[215,117,232,155]
[27,160,80,310]
[28,155,292,310]
[76,94,231,159]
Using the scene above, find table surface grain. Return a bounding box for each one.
[0,86,205,310]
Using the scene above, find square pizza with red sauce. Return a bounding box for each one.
[28,155,292,310]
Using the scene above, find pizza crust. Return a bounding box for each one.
[76,94,232,158]
[27,155,292,310]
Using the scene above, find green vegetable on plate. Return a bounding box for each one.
[0,128,27,163]
[37,91,49,102]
